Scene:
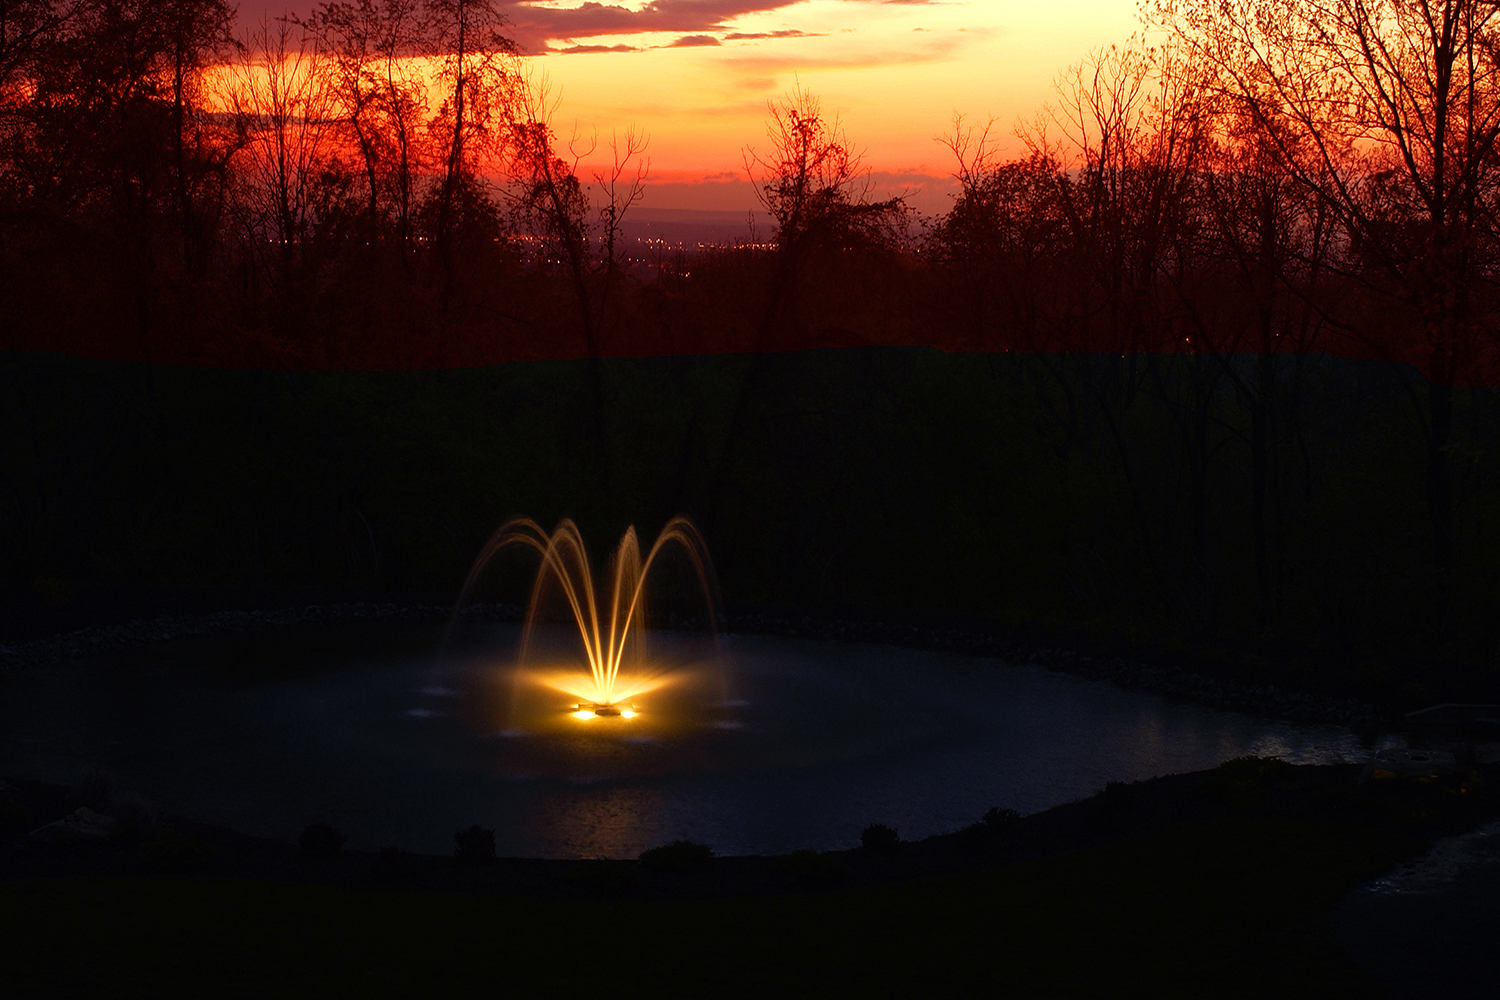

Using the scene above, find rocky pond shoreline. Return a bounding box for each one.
[0,598,1386,729]
[4,759,1498,999]
[4,757,1495,901]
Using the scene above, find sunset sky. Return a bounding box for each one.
[239,1,1144,213]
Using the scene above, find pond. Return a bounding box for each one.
[0,621,1404,858]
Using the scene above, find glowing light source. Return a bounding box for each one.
[571,701,638,719]
[451,516,718,709]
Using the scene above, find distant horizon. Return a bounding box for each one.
[595,171,960,216]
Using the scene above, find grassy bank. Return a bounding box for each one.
[0,815,1418,998]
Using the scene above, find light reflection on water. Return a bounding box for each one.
[0,623,1405,858]
[1358,819,1500,895]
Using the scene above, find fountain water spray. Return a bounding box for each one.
[449,516,719,716]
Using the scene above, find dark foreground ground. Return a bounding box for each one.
[3,757,1496,998]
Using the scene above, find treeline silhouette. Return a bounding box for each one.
[3,2,1495,373]
[2,0,1498,685]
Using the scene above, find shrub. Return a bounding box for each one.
[860,823,899,852]
[454,824,496,865]
[638,839,714,872]
[300,822,347,858]
[1086,781,1138,830]
[775,849,848,887]
[955,806,1019,851]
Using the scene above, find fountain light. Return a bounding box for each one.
[571,701,638,719]
[450,516,719,716]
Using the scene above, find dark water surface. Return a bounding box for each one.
[1,622,1404,858]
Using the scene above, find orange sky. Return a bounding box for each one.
[240,1,1144,213]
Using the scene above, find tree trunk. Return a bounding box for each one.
[1427,375,1455,636]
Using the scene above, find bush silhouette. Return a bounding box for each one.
[638,839,714,872]
[956,806,1020,851]
[983,807,1019,829]
[861,823,900,852]
[454,824,496,865]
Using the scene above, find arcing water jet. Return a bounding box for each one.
[450,516,719,714]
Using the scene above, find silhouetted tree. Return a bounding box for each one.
[743,85,905,347]
[225,17,333,286]
[930,120,1065,350]
[0,0,77,96]
[305,0,427,261]
[424,0,512,285]
[694,89,907,552]
[1,0,237,353]
[593,125,648,282]
[1153,0,1500,634]
[505,76,588,310]
[504,74,654,497]
[1023,41,1219,625]
[1179,98,1338,631]
[160,0,237,269]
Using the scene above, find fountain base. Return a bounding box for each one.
[573,702,637,719]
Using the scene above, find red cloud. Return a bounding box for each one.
[233,2,873,55]
[504,1,786,53]
[723,29,821,40]
[550,42,642,54]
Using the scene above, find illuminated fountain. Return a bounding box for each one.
[449,516,720,723]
